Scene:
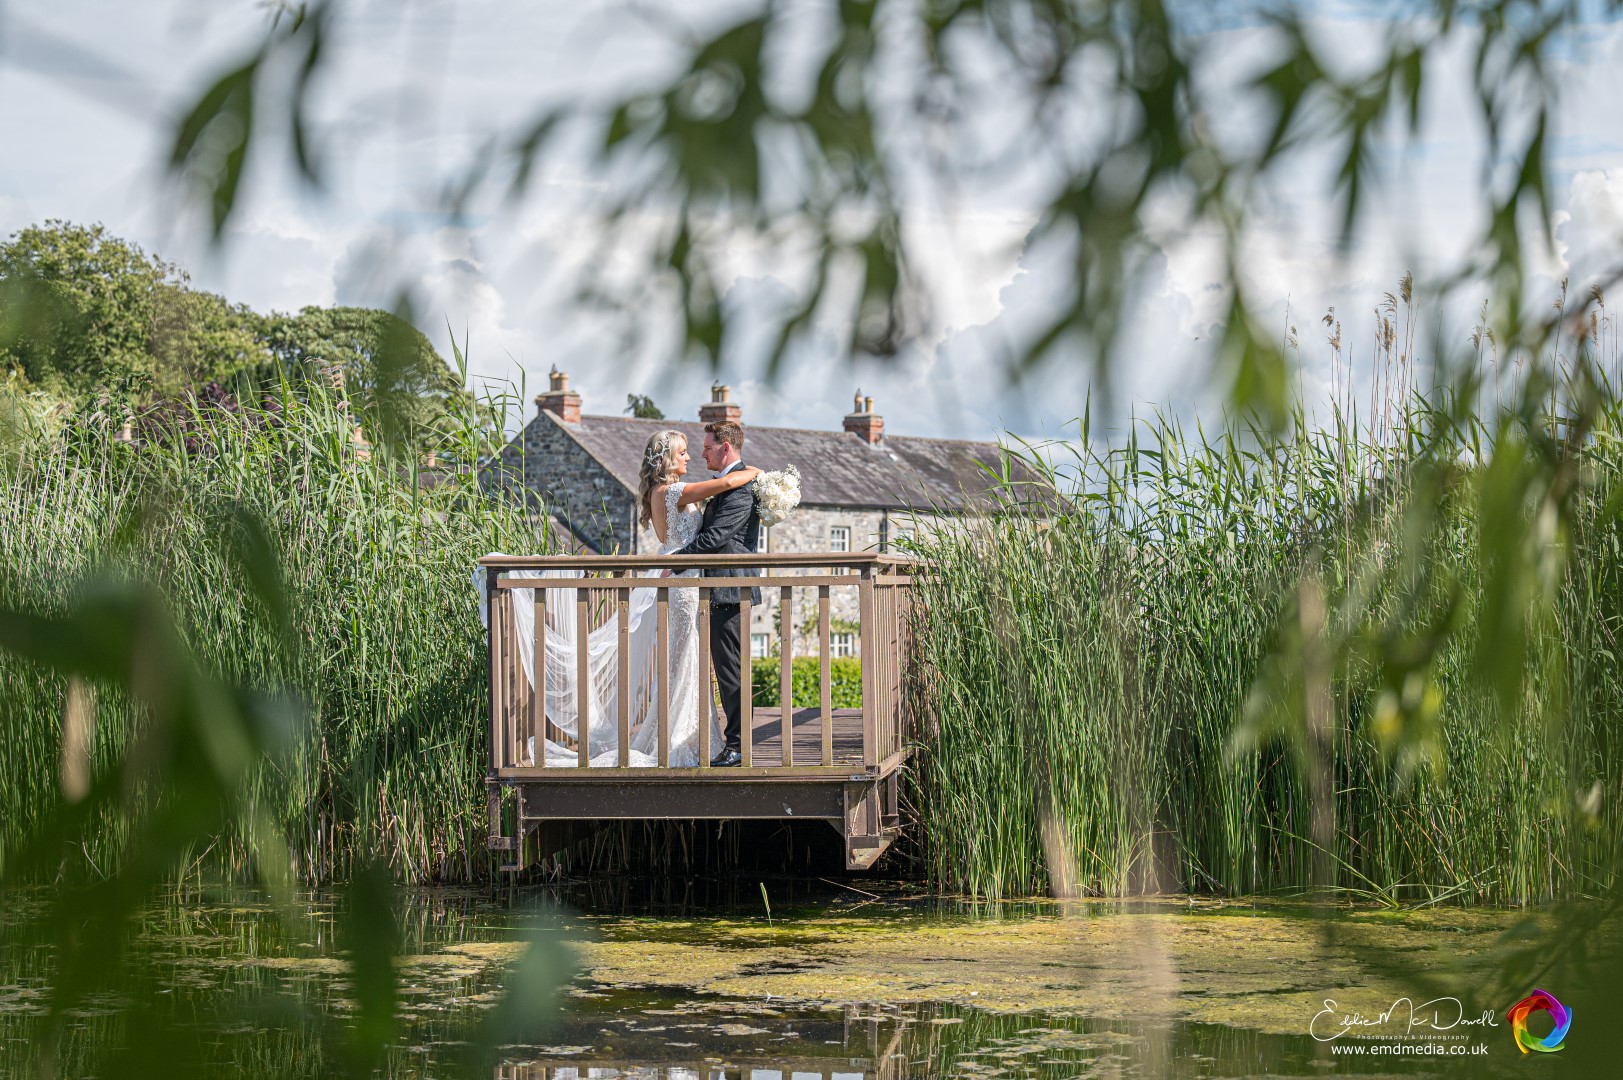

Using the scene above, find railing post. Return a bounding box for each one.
[531,585,546,767]
[739,589,753,768]
[617,575,631,768]
[858,565,876,768]
[819,582,833,766]
[779,585,793,767]
[487,567,500,772]
[656,585,670,768]
[576,581,591,769]
[698,586,712,767]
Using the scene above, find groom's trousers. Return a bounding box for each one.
[710,602,744,751]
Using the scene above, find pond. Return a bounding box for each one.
[0,878,1584,1078]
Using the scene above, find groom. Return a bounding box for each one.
[671,419,761,767]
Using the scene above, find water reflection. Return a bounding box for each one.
[0,885,1473,1078]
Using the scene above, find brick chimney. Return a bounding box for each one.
[698,382,742,425]
[535,366,582,424]
[843,389,883,445]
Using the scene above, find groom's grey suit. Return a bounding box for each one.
[672,460,761,753]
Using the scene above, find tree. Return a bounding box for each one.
[624,393,664,419]
[0,220,269,401]
[262,305,469,453]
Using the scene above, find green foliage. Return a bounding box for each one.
[262,304,471,453]
[751,656,861,709]
[624,393,664,419]
[0,220,269,400]
[0,221,472,458]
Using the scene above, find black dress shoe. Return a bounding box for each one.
[710,747,742,767]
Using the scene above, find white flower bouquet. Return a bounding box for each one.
[753,463,802,527]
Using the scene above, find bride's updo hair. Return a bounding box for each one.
[638,429,687,527]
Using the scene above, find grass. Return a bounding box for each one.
[908,389,1623,904]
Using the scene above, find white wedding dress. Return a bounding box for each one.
[475,481,721,767]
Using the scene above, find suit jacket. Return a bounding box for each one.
[674,467,762,605]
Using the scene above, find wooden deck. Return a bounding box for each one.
[744,705,866,767]
[481,552,915,870]
[495,707,870,778]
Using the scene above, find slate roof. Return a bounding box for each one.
[537,411,1048,513]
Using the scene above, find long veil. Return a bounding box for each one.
[474,563,719,766]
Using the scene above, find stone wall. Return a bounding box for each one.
[483,412,641,553]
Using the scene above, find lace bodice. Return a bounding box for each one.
[659,482,702,555]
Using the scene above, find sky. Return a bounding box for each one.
[4,0,1623,447]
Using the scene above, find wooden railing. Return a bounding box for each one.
[480,552,914,777]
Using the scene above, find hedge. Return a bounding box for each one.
[750,656,862,707]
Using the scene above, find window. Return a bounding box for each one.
[829,525,851,552]
[756,528,769,553]
[830,632,856,658]
[751,633,771,659]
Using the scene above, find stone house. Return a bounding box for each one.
[486,370,1045,658]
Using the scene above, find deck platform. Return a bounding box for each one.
[481,553,915,871]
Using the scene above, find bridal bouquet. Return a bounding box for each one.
[753,463,802,526]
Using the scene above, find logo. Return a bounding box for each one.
[1507,989,1571,1054]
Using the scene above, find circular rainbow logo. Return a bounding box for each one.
[1508,989,1571,1054]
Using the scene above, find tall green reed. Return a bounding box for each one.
[0,382,546,884]
[909,398,1623,904]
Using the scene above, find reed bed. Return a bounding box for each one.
[0,387,544,884]
[909,401,1623,904]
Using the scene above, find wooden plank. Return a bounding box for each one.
[656,586,670,768]
[497,573,864,590]
[480,552,898,571]
[885,586,898,761]
[698,587,711,768]
[487,571,500,772]
[500,589,514,770]
[616,581,630,768]
[496,765,873,781]
[779,586,793,767]
[576,587,590,769]
[859,568,877,767]
[819,584,833,766]
[879,586,892,762]
[739,589,753,768]
[531,586,546,766]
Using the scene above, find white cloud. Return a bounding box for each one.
[1558,169,1623,292]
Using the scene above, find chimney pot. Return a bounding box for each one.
[536,369,583,423]
[843,391,883,445]
[699,383,742,425]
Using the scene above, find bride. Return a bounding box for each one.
[631,430,759,763]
